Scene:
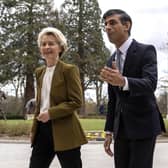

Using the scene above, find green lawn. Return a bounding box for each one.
[0,118,167,137]
[80,119,105,131]
[0,119,105,130]
[0,118,105,136]
[164,119,168,130]
[0,120,32,136]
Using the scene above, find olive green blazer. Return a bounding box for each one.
[31,60,87,151]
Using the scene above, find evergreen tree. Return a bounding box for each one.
[60,0,110,114]
[0,0,60,115]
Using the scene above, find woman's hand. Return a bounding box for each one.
[36,111,50,123]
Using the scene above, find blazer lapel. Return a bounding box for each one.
[107,53,116,68]
[50,60,63,97]
[36,66,46,114]
[123,39,137,76]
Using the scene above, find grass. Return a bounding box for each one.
[164,119,168,130]
[0,120,32,136]
[0,118,106,136]
[80,118,105,131]
[0,118,167,137]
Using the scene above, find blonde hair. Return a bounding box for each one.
[37,27,68,57]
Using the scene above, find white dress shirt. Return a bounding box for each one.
[106,37,133,135]
[117,37,133,90]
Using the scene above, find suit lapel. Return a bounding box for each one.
[50,60,63,97]
[36,66,46,114]
[107,53,116,68]
[123,39,137,76]
[36,60,63,112]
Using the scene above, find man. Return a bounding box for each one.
[100,9,166,168]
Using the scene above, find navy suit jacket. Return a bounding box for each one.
[104,39,166,139]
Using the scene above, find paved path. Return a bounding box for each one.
[0,141,168,168]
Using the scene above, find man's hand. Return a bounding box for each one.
[104,134,113,157]
[100,62,125,86]
[36,111,50,123]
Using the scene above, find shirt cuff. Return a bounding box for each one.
[122,77,129,91]
[105,131,112,135]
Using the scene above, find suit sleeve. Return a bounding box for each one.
[104,84,116,132]
[104,56,116,132]
[127,46,158,96]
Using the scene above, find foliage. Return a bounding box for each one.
[164,119,168,133]
[80,118,105,130]
[60,0,110,113]
[0,118,105,136]
[0,0,62,114]
[157,92,168,115]
[85,100,97,115]
[0,120,31,136]
[0,119,168,137]
[157,76,168,116]
[0,0,110,115]
[0,96,24,119]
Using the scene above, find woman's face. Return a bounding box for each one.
[40,34,62,63]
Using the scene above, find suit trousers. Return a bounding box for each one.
[114,117,156,168]
[29,121,82,168]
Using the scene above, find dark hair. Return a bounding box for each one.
[103,9,132,35]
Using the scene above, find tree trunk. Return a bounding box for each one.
[23,71,35,118]
[79,72,86,116]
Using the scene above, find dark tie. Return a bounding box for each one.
[116,49,122,72]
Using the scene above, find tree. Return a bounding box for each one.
[157,91,167,116]
[60,0,109,114]
[157,76,168,118]
[0,0,61,116]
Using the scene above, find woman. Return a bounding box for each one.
[29,27,87,168]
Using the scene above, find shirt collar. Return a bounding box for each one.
[46,65,56,72]
[118,37,133,55]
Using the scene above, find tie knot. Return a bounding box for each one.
[116,49,122,56]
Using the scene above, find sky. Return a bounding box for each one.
[3,0,168,98]
[54,0,168,77]
[53,0,168,100]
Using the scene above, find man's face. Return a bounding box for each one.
[104,14,129,46]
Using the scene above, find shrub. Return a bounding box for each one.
[0,120,31,136]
